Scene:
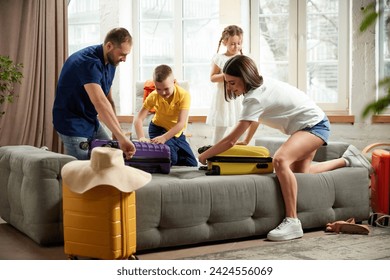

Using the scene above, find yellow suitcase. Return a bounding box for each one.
[63,183,137,260]
[205,145,273,175]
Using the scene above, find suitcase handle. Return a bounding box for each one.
[362,143,390,154]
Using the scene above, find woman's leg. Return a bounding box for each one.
[273,131,324,218]
[308,158,346,173]
[267,131,324,241]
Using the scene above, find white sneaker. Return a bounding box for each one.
[267,218,304,241]
[342,145,374,174]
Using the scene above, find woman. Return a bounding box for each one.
[198,55,373,241]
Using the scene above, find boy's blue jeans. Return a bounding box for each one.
[58,123,110,160]
[149,122,198,167]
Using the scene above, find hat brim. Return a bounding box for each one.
[61,160,152,194]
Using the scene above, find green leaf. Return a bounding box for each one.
[362,93,390,118]
[360,12,378,32]
[0,55,23,117]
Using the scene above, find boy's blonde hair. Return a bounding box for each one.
[153,64,173,83]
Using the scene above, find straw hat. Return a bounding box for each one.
[61,147,152,194]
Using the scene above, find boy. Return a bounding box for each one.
[134,65,198,166]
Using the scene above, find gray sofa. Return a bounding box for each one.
[0,138,370,251]
[0,146,75,245]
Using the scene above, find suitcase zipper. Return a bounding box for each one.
[127,157,171,163]
[208,156,273,163]
[120,192,129,259]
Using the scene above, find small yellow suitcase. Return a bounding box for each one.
[205,145,273,175]
[63,183,137,260]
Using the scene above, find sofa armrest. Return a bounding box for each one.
[255,136,350,162]
[0,145,76,245]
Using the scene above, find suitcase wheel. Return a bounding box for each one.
[67,255,78,260]
[205,165,220,175]
[102,141,119,149]
[198,145,212,154]
[128,254,139,260]
[79,141,89,150]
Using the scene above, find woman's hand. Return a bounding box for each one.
[198,154,207,165]
[235,140,248,145]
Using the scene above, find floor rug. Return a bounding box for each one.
[181,227,390,260]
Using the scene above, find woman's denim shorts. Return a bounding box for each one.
[302,116,330,145]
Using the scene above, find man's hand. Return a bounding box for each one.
[118,138,136,160]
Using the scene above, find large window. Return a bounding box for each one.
[251,0,349,112]
[378,0,390,114]
[69,0,351,116]
[68,0,100,56]
[135,0,220,115]
[67,0,132,115]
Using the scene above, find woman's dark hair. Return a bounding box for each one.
[222,55,263,101]
[104,27,132,47]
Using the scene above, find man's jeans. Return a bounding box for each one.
[58,124,110,160]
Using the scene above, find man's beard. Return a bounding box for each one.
[107,51,119,66]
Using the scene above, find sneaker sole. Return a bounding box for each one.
[346,145,374,174]
[267,230,304,242]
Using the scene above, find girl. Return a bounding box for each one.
[206,25,247,144]
[198,55,373,241]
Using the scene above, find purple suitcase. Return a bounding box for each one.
[82,139,171,174]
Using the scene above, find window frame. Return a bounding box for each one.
[377,0,390,115]
[133,0,351,116]
[133,0,221,116]
[250,0,350,113]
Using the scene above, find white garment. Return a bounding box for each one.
[206,53,242,127]
[240,77,325,135]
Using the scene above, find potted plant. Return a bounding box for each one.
[0,55,23,117]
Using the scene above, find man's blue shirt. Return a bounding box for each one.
[53,44,116,137]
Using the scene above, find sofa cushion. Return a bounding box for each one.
[135,165,370,251]
[0,145,76,245]
[255,136,350,161]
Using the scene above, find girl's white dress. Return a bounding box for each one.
[206,53,242,127]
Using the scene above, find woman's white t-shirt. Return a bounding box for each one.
[239,77,325,135]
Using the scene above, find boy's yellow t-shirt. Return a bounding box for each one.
[143,84,190,138]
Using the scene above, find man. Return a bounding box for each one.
[53,27,135,160]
